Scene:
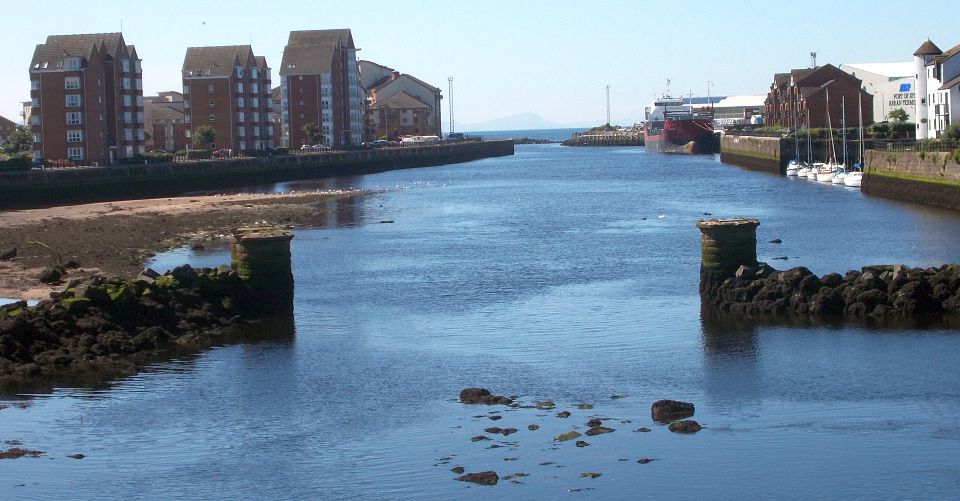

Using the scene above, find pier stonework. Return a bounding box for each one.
[696,218,760,298]
[231,226,295,315]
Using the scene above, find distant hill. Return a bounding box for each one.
[459,113,564,131]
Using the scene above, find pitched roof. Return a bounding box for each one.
[840,62,914,79]
[280,44,336,76]
[934,42,960,64]
[373,91,430,110]
[288,29,354,48]
[914,39,943,56]
[30,33,129,70]
[940,73,960,91]
[150,106,185,121]
[182,45,256,77]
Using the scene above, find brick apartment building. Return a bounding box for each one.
[181,45,274,151]
[764,63,874,129]
[359,60,442,139]
[29,33,145,164]
[279,29,364,148]
[143,91,187,152]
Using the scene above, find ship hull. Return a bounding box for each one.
[644,118,717,154]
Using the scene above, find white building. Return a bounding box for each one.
[839,62,915,123]
[913,39,960,139]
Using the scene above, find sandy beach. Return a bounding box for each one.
[0,190,366,301]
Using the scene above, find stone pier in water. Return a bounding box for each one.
[231,226,295,315]
[696,218,960,322]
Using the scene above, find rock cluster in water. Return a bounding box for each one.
[706,263,960,319]
[0,264,263,389]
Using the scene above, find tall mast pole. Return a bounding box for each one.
[447,77,454,134]
[605,85,611,126]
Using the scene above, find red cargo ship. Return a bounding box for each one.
[643,96,717,154]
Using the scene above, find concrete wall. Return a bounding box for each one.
[0,140,514,209]
[719,135,787,173]
[865,150,960,182]
[862,150,960,211]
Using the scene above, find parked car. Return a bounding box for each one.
[300,144,330,152]
[366,140,390,149]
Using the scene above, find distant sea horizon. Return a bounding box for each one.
[458,127,586,142]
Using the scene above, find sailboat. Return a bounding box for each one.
[786,111,804,176]
[797,109,813,177]
[832,96,849,184]
[816,89,839,182]
[844,93,864,188]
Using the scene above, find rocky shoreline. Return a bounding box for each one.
[0,264,284,393]
[703,262,960,322]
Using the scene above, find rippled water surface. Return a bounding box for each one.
[4,143,960,499]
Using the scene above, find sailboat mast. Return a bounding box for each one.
[806,108,812,164]
[858,92,864,166]
[841,96,847,166]
[826,88,837,163]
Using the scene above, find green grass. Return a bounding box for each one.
[868,169,960,187]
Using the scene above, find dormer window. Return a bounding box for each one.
[65,58,80,71]
[236,67,244,78]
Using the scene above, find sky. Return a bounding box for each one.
[3,0,957,130]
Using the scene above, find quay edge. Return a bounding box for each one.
[0,140,514,210]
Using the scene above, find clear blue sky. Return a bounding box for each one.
[3,0,956,129]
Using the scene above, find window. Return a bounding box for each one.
[251,97,259,107]
[267,126,273,136]
[31,80,40,90]
[124,129,133,141]
[209,114,215,122]
[136,128,145,140]
[123,111,132,123]
[236,67,244,78]
[250,68,259,79]
[238,126,246,136]
[122,78,131,90]
[252,112,260,122]
[32,133,42,143]
[64,58,80,71]
[66,95,81,107]
[237,112,245,123]
[67,147,83,161]
[123,95,132,106]
[65,77,80,90]
[253,126,260,137]
[237,97,245,108]
[185,115,191,123]
[209,99,215,108]
[135,79,142,90]
[235,82,244,93]
[135,112,144,123]
[136,96,143,106]
[67,130,83,142]
[184,85,190,95]
[251,83,259,93]
[31,97,40,107]
[121,59,130,72]
[134,60,141,73]
[208,84,215,94]
[66,112,82,125]
[185,100,191,108]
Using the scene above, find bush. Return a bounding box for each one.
[186,149,211,160]
[273,148,289,156]
[0,154,32,171]
[174,150,187,156]
[146,151,175,163]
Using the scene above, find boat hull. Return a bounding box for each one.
[644,118,717,154]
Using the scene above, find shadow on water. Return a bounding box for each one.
[0,315,296,397]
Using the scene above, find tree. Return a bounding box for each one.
[193,125,215,148]
[945,123,960,141]
[887,108,909,123]
[301,123,322,145]
[2,124,33,157]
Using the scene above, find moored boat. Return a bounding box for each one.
[643,87,716,154]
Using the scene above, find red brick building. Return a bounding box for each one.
[29,33,145,164]
[182,45,274,151]
[764,64,874,129]
[279,29,364,148]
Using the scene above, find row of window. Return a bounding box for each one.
[120,78,143,91]
[234,67,270,79]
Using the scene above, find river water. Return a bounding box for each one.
[3,139,960,499]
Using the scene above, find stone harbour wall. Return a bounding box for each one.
[862,150,960,211]
[719,135,788,174]
[0,140,515,210]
